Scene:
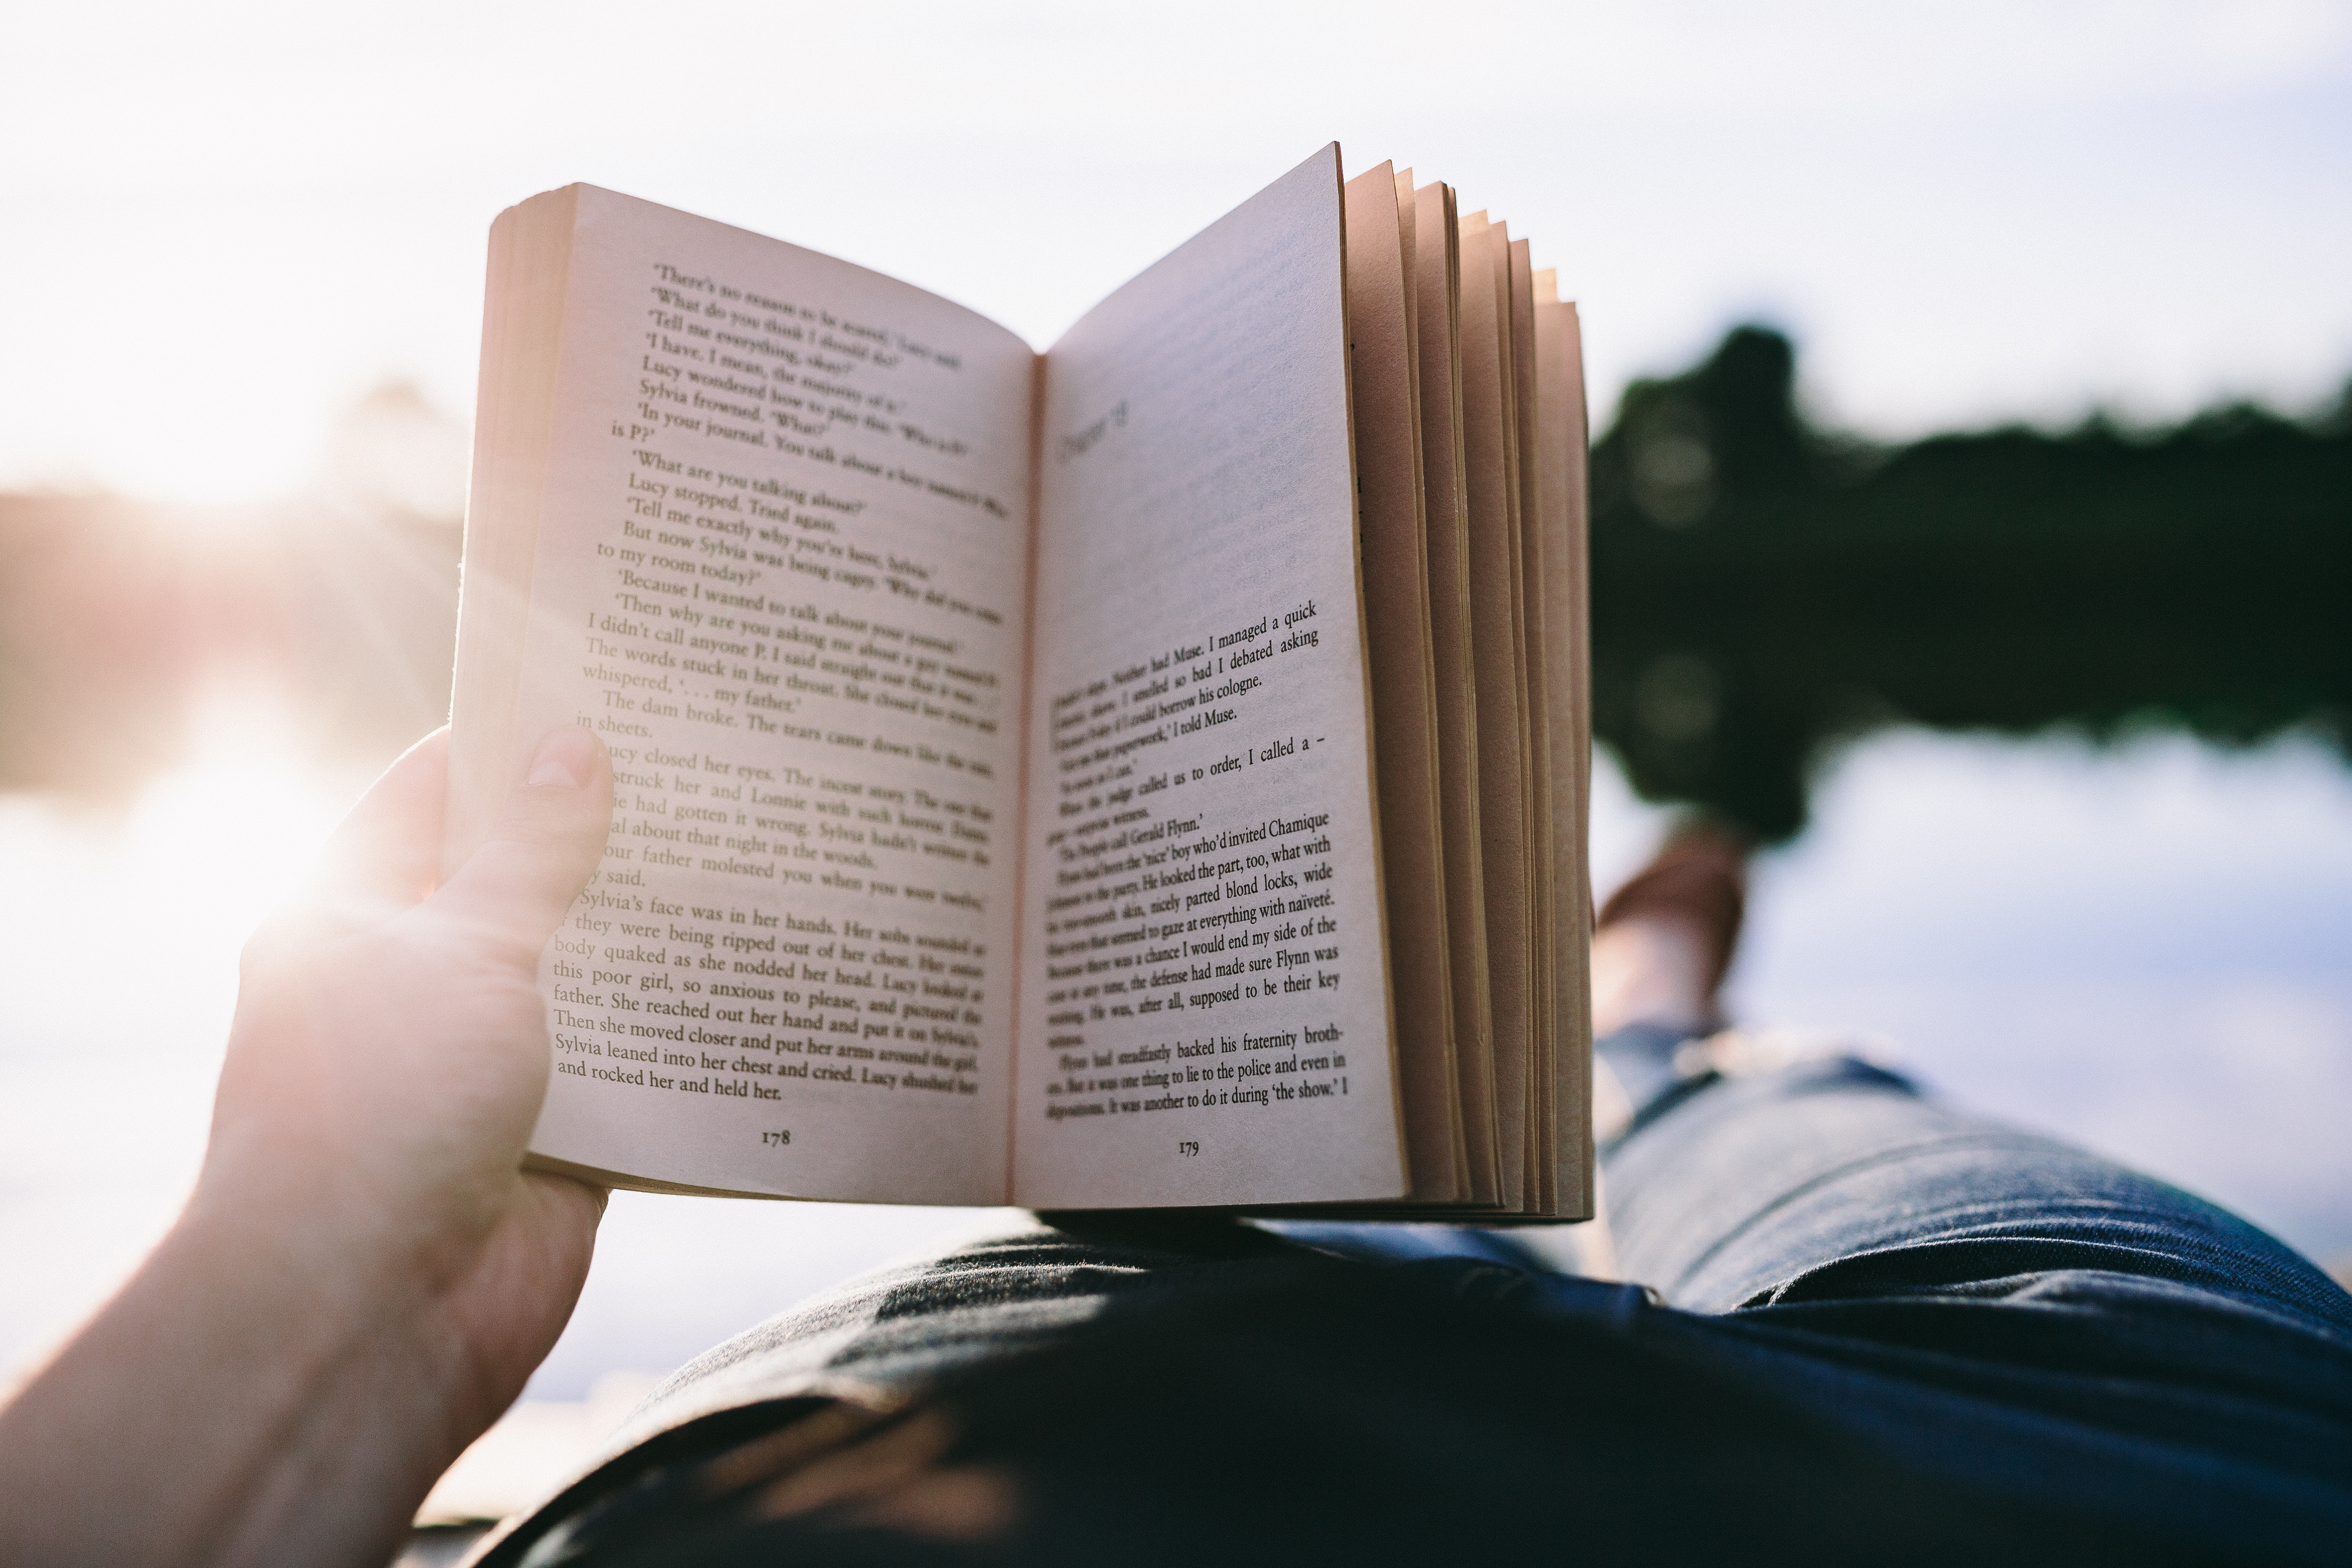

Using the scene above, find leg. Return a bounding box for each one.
[475,832,2352,1565]
[1592,828,2352,1332]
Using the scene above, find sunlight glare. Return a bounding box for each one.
[0,685,355,1387]
[127,687,352,958]
[0,683,357,1062]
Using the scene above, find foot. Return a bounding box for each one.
[1592,824,1749,1038]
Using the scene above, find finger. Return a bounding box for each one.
[311,728,452,913]
[425,726,613,969]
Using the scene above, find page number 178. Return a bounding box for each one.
[1179,1141,1200,1157]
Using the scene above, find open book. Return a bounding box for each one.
[447,146,1593,1218]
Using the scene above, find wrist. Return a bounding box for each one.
[0,1187,489,1568]
[177,1142,522,1453]
[178,1184,494,1453]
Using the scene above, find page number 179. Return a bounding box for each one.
[1179,1141,1200,1157]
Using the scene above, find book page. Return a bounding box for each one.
[449,190,579,860]
[1344,161,1460,1202]
[1395,173,1476,1201]
[1013,147,1407,1209]
[1536,286,1596,1218]
[1411,181,1501,1205]
[452,186,1033,1204]
[1507,232,1558,1213]
[1457,210,1534,1209]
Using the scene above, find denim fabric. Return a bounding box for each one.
[1593,1017,1699,1124]
[1603,1048,2352,1329]
[477,1030,2352,1567]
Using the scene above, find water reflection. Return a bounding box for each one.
[1593,326,2352,839]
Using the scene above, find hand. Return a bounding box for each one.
[0,725,616,1568]
[207,723,616,1415]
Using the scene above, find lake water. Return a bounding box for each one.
[3,725,2346,1400]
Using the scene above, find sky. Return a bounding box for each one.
[3,0,2349,501]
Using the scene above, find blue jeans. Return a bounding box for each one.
[484,1030,2352,1566]
[1593,1023,2351,1321]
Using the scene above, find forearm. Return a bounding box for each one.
[0,1192,489,1568]
[0,727,612,1564]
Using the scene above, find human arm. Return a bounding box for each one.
[0,725,613,1567]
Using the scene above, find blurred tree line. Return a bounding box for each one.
[1592,327,2352,840]
[0,386,466,800]
[1,340,2346,841]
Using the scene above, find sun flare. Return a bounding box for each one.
[100,686,357,1016]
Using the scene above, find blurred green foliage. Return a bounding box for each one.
[1590,327,2352,841]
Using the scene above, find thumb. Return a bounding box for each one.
[427,726,614,969]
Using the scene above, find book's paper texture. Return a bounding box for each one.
[1538,291,1596,1219]
[457,187,1034,1203]
[1014,146,1407,1209]
[1455,210,1534,1210]
[1410,180,1501,1205]
[449,188,579,866]
[1506,232,1558,1213]
[1343,161,1459,1202]
[1393,172,1477,1200]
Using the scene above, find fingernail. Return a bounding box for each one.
[527,726,599,790]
